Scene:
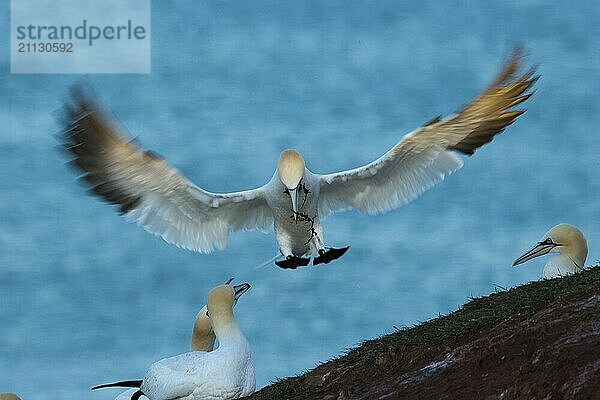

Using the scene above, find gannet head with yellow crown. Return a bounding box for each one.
[513,223,587,279]
[277,149,306,221]
[206,282,251,342]
[190,278,247,352]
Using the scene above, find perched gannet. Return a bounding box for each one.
[513,223,587,279]
[60,49,537,269]
[0,394,21,400]
[93,283,254,400]
[114,278,235,400]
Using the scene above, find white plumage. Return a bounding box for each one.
[513,223,588,279]
[141,343,254,400]
[94,283,254,400]
[61,49,536,267]
[112,279,235,400]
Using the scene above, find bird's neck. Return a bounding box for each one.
[543,254,582,279]
[190,322,215,352]
[190,306,216,351]
[567,240,588,269]
[212,314,245,346]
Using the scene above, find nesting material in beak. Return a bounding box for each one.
[512,242,557,267]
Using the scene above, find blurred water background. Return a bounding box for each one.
[1,1,599,398]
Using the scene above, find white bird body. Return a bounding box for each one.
[513,223,587,279]
[95,284,254,400]
[115,299,220,400]
[264,169,324,256]
[141,337,254,400]
[542,254,583,279]
[62,50,536,267]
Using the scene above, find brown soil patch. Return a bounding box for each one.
[248,268,600,400]
[374,294,600,400]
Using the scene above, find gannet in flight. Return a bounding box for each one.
[92,282,254,400]
[60,49,537,269]
[513,223,587,279]
[114,278,236,400]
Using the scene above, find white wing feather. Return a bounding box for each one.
[319,145,463,216]
[61,88,273,253]
[318,50,537,217]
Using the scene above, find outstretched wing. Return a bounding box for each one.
[318,49,537,217]
[59,87,273,253]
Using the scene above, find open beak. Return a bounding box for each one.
[233,282,251,301]
[512,242,556,267]
[289,188,299,221]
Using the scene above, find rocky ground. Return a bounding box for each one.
[247,267,600,400]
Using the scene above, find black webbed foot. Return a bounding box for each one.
[313,246,350,265]
[275,255,311,269]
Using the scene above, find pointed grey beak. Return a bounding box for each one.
[512,242,556,267]
[233,283,251,301]
[289,188,299,221]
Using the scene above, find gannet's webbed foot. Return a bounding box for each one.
[313,246,350,265]
[275,255,311,269]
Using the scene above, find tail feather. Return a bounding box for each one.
[91,380,142,390]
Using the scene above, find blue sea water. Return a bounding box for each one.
[1,1,599,398]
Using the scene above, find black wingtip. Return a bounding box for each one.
[422,115,442,127]
[69,79,96,106]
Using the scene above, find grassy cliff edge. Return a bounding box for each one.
[249,267,600,399]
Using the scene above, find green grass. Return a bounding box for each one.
[250,266,600,399]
